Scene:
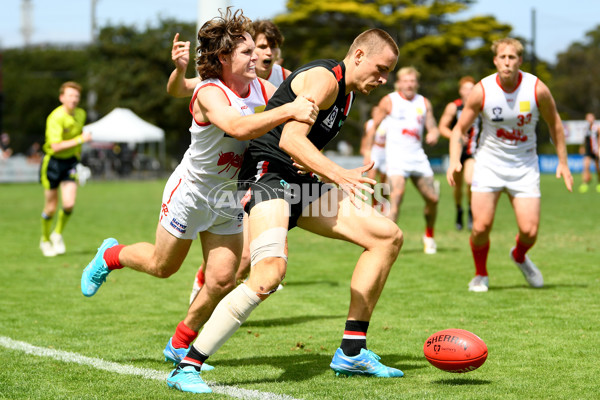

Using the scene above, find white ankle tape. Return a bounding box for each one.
[192,284,261,356]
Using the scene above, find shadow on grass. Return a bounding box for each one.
[243,314,344,328]
[283,280,341,288]
[490,283,588,291]
[210,352,427,385]
[432,377,492,386]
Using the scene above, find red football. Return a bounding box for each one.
[423,329,488,373]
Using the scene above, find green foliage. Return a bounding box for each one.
[1,175,599,399]
[551,24,600,118]
[90,19,197,159]
[275,1,513,154]
[2,46,90,151]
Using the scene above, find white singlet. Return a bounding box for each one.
[384,92,433,177]
[472,71,541,197]
[266,64,287,87]
[160,77,269,238]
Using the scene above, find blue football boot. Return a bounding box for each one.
[167,366,212,393]
[330,347,404,377]
[163,337,214,371]
[81,238,118,297]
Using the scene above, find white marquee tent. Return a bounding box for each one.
[83,107,166,168]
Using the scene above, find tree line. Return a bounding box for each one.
[2,0,599,162]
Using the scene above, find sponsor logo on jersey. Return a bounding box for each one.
[170,218,187,234]
[519,101,531,112]
[322,106,339,130]
[217,151,244,178]
[491,107,503,122]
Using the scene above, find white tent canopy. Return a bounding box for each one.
[83,107,166,173]
[84,107,165,143]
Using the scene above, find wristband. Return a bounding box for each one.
[76,136,84,145]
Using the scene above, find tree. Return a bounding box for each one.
[552,24,600,119]
[90,19,197,159]
[2,46,90,153]
[274,0,512,154]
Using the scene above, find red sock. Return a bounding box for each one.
[172,321,198,349]
[512,236,534,263]
[425,226,434,238]
[470,237,489,276]
[103,245,125,270]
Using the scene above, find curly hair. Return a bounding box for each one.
[196,7,254,79]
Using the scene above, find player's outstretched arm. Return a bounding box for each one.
[196,86,318,141]
[167,33,201,98]
[279,67,375,206]
[537,80,573,191]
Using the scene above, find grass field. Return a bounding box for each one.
[1,174,598,399]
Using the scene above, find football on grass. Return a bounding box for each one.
[423,329,488,373]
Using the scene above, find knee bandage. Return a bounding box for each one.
[249,227,287,267]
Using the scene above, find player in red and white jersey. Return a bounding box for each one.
[365,66,440,254]
[253,20,291,87]
[439,76,481,231]
[168,19,293,300]
[360,106,388,209]
[80,9,318,383]
[578,112,600,193]
[447,38,572,293]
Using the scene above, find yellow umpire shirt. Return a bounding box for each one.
[43,106,87,159]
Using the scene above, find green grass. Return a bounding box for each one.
[0,175,598,399]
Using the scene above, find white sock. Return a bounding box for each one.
[192,283,261,356]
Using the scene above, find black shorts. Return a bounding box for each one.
[584,138,598,160]
[40,155,78,189]
[460,146,474,164]
[238,158,332,230]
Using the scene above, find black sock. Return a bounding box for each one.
[340,320,369,357]
[177,346,209,372]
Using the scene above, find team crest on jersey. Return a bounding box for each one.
[491,107,503,122]
[322,106,339,130]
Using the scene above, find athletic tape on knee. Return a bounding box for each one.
[249,227,287,267]
[192,283,261,356]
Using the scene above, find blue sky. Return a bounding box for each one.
[0,0,598,63]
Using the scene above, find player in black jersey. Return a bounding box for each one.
[169,29,405,392]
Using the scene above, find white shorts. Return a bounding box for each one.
[471,158,540,198]
[159,169,244,239]
[385,154,433,178]
[371,144,386,173]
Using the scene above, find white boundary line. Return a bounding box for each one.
[0,336,301,400]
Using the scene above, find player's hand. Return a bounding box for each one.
[425,131,439,146]
[172,33,191,71]
[446,160,462,187]
[556,162,573,192]
[289,95,319,125]
[336,162,376,208]
[81,131,92,143]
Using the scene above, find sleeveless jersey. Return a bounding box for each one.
[267,64,287,87]
[246,59,354,172]
[477,71,540,166]
[384,92,428,161]
[180,77,268,199]
[452,98,480,156]
[584,122,599,155]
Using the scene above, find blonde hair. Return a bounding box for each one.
[396,66,420,80]
[346,29,398,58]
[491,38,524,57]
